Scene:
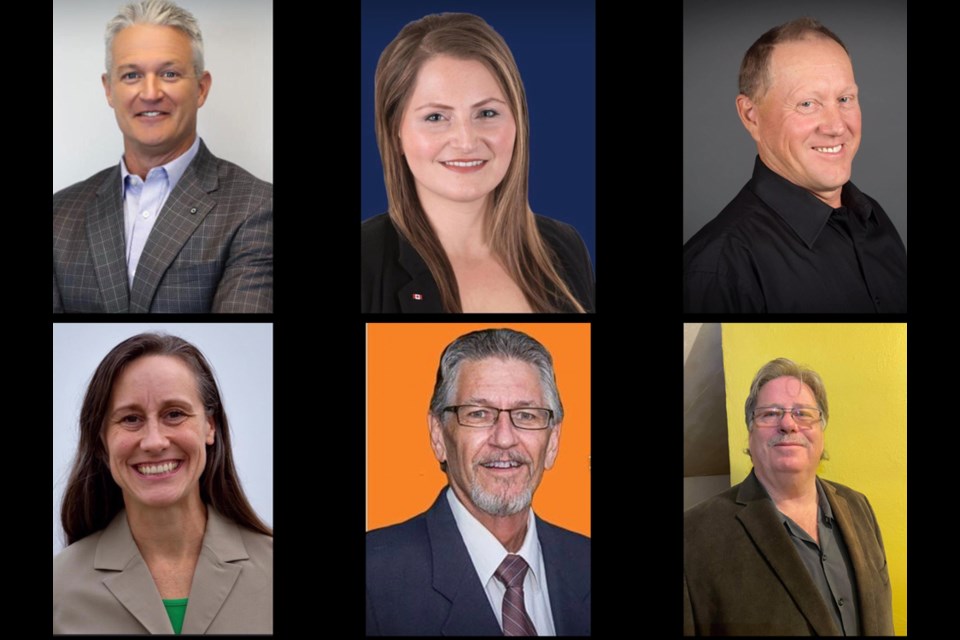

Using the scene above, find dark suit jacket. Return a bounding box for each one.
[683,470,894,636]
[53,508,272,634]
[366,489,591,636]
[361,212,595,312]
[53,141,272,313]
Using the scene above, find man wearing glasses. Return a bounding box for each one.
[366,329,590,636]
[683,358,893,635]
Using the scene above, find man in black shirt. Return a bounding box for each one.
[683,18,907,313]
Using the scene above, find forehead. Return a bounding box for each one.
[454,358,542,401]
[410,55,506,104]
[111,24,192,68]
[767,37,854,91]
[757,376,816,405]
[111,355,199,403]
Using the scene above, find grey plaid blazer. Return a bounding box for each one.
[53,141,273,313]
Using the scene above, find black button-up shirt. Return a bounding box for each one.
[683,157,907,313]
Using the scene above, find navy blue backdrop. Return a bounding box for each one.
[360,0,596,266]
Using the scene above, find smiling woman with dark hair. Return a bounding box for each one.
[362,13,595,314]
[53,333,272,635]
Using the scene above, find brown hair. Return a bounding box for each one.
[60,333,272,545]
[739,17,849,101]
[374,12,586,313]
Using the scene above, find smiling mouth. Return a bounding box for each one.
[136,111,168,118]
[133,460,183,476]
[480,460,523,469]
[813,144,843,154]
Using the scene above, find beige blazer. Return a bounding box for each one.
[53,508,272,634]
[683,470,894,636]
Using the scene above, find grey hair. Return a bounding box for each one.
[428,329,564,425]
[105,0,205,78]
[744,357,829,431]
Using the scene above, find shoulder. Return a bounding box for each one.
[53,529,107,598]
[535,215,588,256]
[199,150,272,206]
[820,477,875,512]
[683,187,769,269]
[536,517,590,572]
[366,509,431,562]
[53,166,116,218]
[683,483,740,528]
[361,212,397,248]
[534,214,595,311]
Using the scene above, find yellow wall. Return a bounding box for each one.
[721,323,906,635]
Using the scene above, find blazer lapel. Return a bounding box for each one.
[735,472,841,636]
[87,169,130,312]
[96,511,172,634]
[539,519,590,636]
[822,482,883,635]
[396,233,444,312]
[425,490,502,636]
[129,143,217,312]
[181,509,247,635]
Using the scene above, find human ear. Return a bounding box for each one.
[544,422,561,470]
[428,413,447,464]
[736,94,762,143]
[102,73,114,108]
[205,414,216,445]
[196,71,212,108]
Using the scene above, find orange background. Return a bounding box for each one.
[366,323,591,537]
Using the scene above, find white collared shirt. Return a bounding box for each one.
[446,487,556,635]
[120,136,201,287]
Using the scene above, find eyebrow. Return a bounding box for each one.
[109,398,197,416]
[461,398,540,408]
[414,98,506,111]
[116,61,184,71]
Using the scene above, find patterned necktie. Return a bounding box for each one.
[495,554,538,636]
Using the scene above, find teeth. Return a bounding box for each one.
[444,160,484,167]
[140,111,161,116]
[483,461,520,468]
[137,461,179,475]
[814,145,842,153]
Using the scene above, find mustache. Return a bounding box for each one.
[475,451,531,466]
[768,435,809,448]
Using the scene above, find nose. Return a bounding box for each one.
[488,410,520,448]
[139,73,164,101]
[451,117,478,150]
[778,411,800,433]
[140,418,170,451]
[818,103,847,137]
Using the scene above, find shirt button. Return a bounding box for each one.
[141,210,150,218]
[839,598,845,606]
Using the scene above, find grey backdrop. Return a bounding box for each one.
[683,0,907,248]
[53,323,273,555]
[53,0,273,193]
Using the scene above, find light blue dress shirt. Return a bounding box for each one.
[120,136,201,287]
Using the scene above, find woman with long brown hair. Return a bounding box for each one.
[362,13,595,313]
[53,333,272,634]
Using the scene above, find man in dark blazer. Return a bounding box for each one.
[53,0,272,313]
[366,329,591,635]
[683,358,894,635]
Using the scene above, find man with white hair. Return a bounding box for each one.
[53,0,272,313]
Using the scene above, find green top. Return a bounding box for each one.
[162,598,188,635]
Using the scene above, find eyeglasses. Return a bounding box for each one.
[443,405,553,430]
[752,407,823,429]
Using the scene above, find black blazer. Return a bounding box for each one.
[361,213,595,312]
[366,488,591,635]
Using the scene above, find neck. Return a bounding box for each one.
[813,189,842,209]
[754,467,818,508]
[419,193,492,260]
[123,134,196,181]
[125,494,208,562]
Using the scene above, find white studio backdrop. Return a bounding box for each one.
[53,0,273,193]
[53,323,274,556]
